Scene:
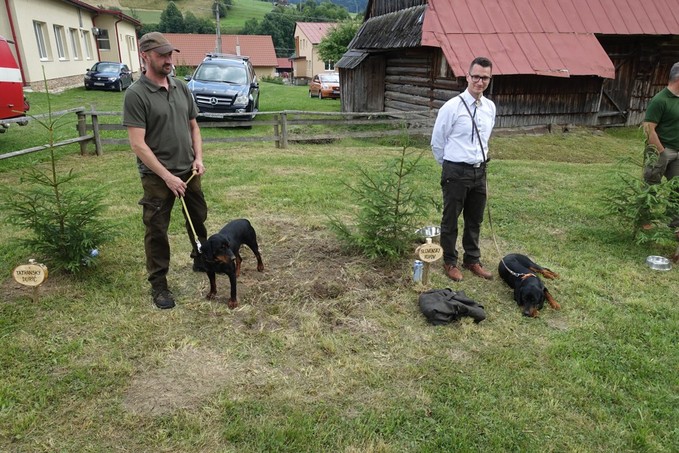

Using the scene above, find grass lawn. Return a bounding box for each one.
[0,84,678,451]
[118,0,276,30]
[0,81,339,163]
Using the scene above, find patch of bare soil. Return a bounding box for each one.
[123,217,409,415]
[123,346,232,416]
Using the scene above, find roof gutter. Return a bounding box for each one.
[4,0,28,86]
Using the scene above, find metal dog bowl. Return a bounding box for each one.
[416,225,441,239]
[646,255,672,271]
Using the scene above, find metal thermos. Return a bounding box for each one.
[413,260,424,282]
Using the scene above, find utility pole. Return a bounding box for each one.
[215,1,222,53]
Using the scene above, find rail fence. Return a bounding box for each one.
[0,108,437,160]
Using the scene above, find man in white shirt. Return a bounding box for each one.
[431,57,496,281]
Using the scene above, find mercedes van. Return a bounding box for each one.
[0,35,29,133]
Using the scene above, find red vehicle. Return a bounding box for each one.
[0,35,29,133]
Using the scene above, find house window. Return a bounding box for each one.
[54,25,68,60]
[82,30,93,60]
[325,60,335,71]
[97,29,111,51]
[69,28,81,60]
[33,21,49,60]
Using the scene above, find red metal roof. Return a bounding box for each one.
[277,58,292,69]
[421,0,679,78]
[295,22,337,44]
[162,34,277,67]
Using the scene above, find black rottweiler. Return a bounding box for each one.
[199,218,264,309]
[498,253,560,317]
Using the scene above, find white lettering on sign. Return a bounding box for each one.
[416,243,443,263]
[13,263,48,287]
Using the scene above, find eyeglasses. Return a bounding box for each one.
[469,74,492,83]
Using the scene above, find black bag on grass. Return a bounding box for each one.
[418,288,486,325]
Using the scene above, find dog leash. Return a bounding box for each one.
[179,170,202,254]
[460,96,527,280]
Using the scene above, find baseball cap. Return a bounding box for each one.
[139,32,179,54]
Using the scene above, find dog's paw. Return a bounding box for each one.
[227,299,239,309]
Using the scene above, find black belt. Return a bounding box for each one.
[444,160,485,168]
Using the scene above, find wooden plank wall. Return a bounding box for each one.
[384,49,460,112]
[490,75,602,128]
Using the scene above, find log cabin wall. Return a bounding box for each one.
[383,48,461,112]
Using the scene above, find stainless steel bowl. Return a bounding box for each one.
[646,255,672,271]
[416,225,441,239]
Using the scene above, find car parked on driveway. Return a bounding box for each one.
[309,72,340,99]
[185,53,260,121]
[84,62,133,91]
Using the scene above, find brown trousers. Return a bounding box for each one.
[139,172,208,290]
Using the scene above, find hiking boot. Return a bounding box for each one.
[443,263,463,282]
[151,288,176,309]
[463,262,493,280]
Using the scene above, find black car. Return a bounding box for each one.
[84,62,133,91]
[185,54,259,120]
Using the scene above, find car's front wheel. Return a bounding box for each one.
[318,91,323,99]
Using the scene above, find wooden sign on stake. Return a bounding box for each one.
[13,259,48,302]
[415,238,443,285]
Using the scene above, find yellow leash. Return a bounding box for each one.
[179,170,201,253]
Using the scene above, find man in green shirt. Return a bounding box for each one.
[123,32,208,309]
[643,62,679,228]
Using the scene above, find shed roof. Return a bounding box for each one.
[295,22,337,44]
[161,34,277,67]
[421,0,679,79]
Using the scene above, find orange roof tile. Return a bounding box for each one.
[277,58,292,69]
[162,34,277,67]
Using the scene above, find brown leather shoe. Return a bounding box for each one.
[443,263,463,281]
[463,262,493,280]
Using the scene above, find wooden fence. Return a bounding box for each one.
[0,108,437,160]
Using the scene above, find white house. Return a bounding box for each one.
[0,0,141,91]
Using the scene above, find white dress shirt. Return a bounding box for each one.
[431,89,496,165]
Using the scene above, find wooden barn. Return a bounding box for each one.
[337,0,679,128]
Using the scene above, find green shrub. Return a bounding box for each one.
[603,160,679,247]
[329,143,428,262]
[261,75,285,85]
[2,74,114,273]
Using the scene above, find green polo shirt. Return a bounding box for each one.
[644,87,679,150]
[122,73,199,176]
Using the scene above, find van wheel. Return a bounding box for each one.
[116,81,122,92]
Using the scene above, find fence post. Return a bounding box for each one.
[76,109,88,155]
[90,109,103,156]
[274,113,280,148]
[280,112,288,149]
